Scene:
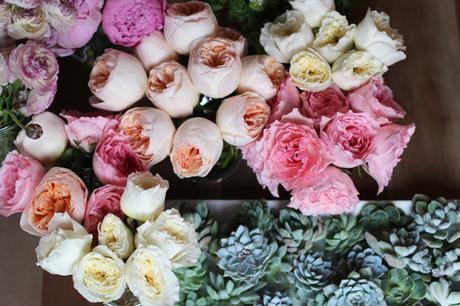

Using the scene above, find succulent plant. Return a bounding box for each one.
[239,201,275,234]
[346,245,388,279]
[359,202,409,232]
[426,278,460,306]
[327,272,386,306]
[217,225,277,284]
[274,208,325,256]
[381,268,426,306]
[325,215,364,254]
[175,253,208,299]
[406,248,433,276]
[179,292,212,306]
[432,248,460,278]
[255,292,293,306]
[205,273,262,305]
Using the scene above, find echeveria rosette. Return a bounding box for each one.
[358,202,410,232]
[325,215,365,254]
[432,248,460,279]
[346,245,388,280]
[381,268,426,306]
[426,278,460,306]
[256,292,293,306]
[174,252,208,303]
[239,201,276,235]
[205,272,262,305]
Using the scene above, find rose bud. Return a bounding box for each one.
[6,7,50,40]
[215,27,247,57]
[120,172,168,222]
[98,213,134,260]
[15,112,68,166]
[188,37,241,98]
[134,31,178,72]
[88,49,147,112]
[171,118,223,178]
[260,10,313,64]
[120,107,175,167]
[289,49,332,92]
[216,92,270,147]
[238,55,284,100]
[332,50,387,91]
[146,61,200,118]
[20,167,88,236]
[289,0,335,28]
[354,10,406,66]
[164,1,217,55]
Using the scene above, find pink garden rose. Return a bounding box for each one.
[102,0,166,47]
[0,151,45,217]
[289,166,359,216]
[84,184,124,237]
[348,76,405,123]
[93,128,147,186]
[267,77,300,124]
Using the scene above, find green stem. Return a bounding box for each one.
[5,110,26,130]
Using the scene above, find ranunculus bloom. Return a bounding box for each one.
[164,1,217,55]
[242,109,328,197]
[170,118,223,178]
[320,111,380,168]
[20,167,88,236]
[61,111,118,153]
[41,0,77,33]
[290,49,332,92]
[300,84,348,125]
[146,61,200,118]
[267,76,301,124]
[289,0,335,28]
[98,213,134,260]
[216,92,271,147]
[6,7,50,40]
[188,37,241,98]
[348,76,405,123]
[0,151,45,217]
[134,31,178,72]
[5,0,40,9]
[89,49,147,111]
[215,27,247,57]
[366,124,415,194]
[84,185,125,238]
[289,166,359,216]
[238,55,285,100]
[102,0,165,47]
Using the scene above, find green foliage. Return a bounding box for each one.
[205,273,263,305]
[359,202,409,232]
[382,268,426,306]
[256,292,293,306]
[240,201,276,234]
[325,215,365,254]
[175,253,208,301]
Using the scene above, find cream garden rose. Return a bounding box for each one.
[98,213,134,260]
[216,92,271,147]
[136,209,200,269]
[134,31,178,72]
[289,0,335,28]
[73,246,126,303]
[170,118,223,178]
[120,172,169,222]
[260,10,313,64]
[332,50,388,91]
[289,49,332,92]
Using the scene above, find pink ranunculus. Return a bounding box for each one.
[348,76,405,124]
[267,76,301,124]
[0,151,46,217]
[289,166,359,216]
[61,111,118,153]
[366,124,415,194]
[84,184,124,237]
[300,84,349,125]
[242,109,328,197]
[102,0,166,47]
[4,0,40,9]
[93,129,147,186]
[320,110,380,168]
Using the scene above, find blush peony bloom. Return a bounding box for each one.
[134,31,178,72]
[93,129,147,186]
[102,0,166,47]
[0,151,46,217]
[348,76,405,123]
[289,0,335,28]
[215,27,247,58]
[289,166,359,216]
[84,185,125,238]
[267,76,301,124]
[20,167,88,236]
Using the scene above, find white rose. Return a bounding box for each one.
[238,55,285,100]
[134,31,178,72]
[98,213,134,260]
[119,107,176,167]
[216,92,270,147]
[164,1,217,55]
[126,246,180,306]
[136,209,200,268]
[289,49,332,92]
[15,111,68,166]
[7,7,51,40]
[332,50,388,91]
[73,246,126,303]
[146,61,200,118]
[35,213,92,276]
[215,27,247,57]
[170,117,223,178]
[313,11,355,63]
[260,10,313,63]
[354,9,406,66]
[120,172,168,222]
[289,0,335,28]
[88,49,147,112]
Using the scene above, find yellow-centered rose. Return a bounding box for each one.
[98,213,134,260]
[289,49,332,92]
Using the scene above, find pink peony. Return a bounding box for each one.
[0,151,46,217]
[366,124,415,194]
[242,109,328,197]
[320,111,380,168]
[289,166,359,216]
[267,76,300,124]
[102,0,166,47]
[93,128,147,186]
[84,184,124,237]
[348,76,405,124]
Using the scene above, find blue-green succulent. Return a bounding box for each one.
[346,245,388,279]
[325,215,364,254]
[256,292,293,306]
